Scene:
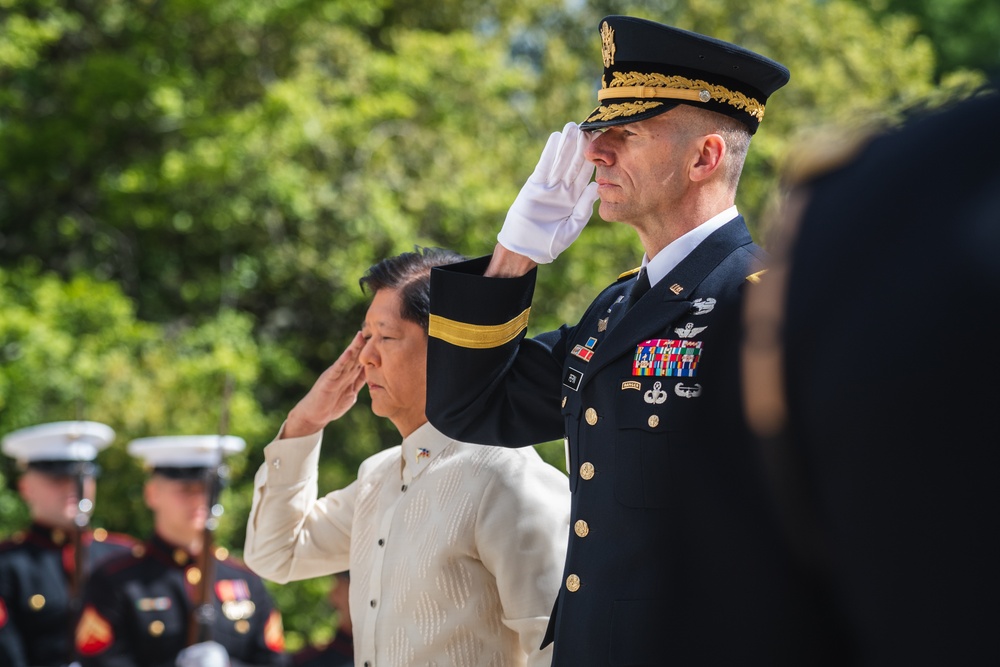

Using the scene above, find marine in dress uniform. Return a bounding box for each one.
[742,84,1000,665]
[74,435,286,667]
[0,421,138,667]
[426,16,837,666]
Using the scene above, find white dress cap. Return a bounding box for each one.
[1,421,115,464]
[127,435,246,469]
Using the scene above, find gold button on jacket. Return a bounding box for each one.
[566,574,581,592]
[574,520,590,537]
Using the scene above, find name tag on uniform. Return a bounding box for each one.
[563,366,585,391]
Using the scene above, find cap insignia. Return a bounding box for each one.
[601,21,616,67]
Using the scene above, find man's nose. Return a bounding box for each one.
[358,338,378,366]
[585,132,611,165]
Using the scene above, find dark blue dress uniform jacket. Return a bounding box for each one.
[0,523,137,667]
[426,218,834,666]
[75,533,286,667]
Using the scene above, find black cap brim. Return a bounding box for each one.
[26,460,100,477]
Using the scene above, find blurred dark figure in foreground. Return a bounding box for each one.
[743,83,1000,665]
[291,572,352,667]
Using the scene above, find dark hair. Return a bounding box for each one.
[359,246,465,331]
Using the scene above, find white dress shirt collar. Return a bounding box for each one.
[641,206,739,288]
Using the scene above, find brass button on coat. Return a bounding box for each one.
[186,567,202,585]
[29,595,45,610]
[149,620,165,637]
[648,414,660,428]
[566,574,581,592]
[580,462,595,480]
[574,520,590,537]
[585,408,598,425]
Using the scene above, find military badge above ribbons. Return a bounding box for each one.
[217,579,256,621]
[633,339,702,377]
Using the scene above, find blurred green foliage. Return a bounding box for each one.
[871,0,1000,77]
[0,0,991,652]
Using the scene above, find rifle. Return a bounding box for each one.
[186,375,233,646]
[68,459,96,661]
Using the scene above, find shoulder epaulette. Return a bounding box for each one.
[97,547,146,576]
[91,528,139,547]
[617,267,642,281]
[216,548,252,571]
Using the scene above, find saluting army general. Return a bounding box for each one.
[0,421,138,667]
[425,16,836,666]
[74,435,286,667]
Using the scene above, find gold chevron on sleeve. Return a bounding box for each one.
[428,308,531,349]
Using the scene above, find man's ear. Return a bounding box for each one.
[143,479,158,510]
[16,474,32,503]
[690,134,726,182]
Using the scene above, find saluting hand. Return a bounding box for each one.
[283,331,367,439]
[497,121,600,264]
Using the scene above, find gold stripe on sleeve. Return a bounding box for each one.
[428,308,531,349]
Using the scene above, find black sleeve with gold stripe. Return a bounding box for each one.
[427,256,568,447]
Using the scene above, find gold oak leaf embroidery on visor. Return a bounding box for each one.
[428,308,531,349]
[591,72,767,123]
[587,100,664,123]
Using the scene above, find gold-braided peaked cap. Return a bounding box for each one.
[581,16,790,134]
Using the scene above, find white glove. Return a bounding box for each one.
[175,640,230,667]
[498,121,600,264]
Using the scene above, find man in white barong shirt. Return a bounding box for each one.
[244,247,570,667]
